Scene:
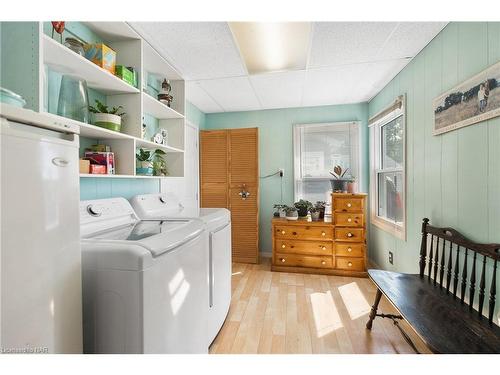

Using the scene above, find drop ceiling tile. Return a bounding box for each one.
[377,22,447,60]
[198,76,261,112]
[308,22,398,68]
[185,81,224,113]
[359,59,411,101]
[130,22,247,80]
[249,70,306,109]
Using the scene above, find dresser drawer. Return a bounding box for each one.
[336,257,365,271]
[334,228,364,242]
[276,239,332,256]
[275,253,333,268]
[333,197,364,212]
[335,243,365,257]
[334,212,364,227]
[274,225,333,240]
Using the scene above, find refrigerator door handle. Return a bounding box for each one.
[52,157,70,167]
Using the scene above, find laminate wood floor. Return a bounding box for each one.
[209,257,430,354]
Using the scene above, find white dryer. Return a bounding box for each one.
[80,197,208,353]
[130,193,231,346]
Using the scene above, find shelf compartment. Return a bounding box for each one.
[42,35,140,95]
[80,173,166,179]
[142,92,184,119]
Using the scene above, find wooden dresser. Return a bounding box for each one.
[271,193,367,277]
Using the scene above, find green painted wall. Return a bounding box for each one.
[205,103,369,253]
[186,100,206,128]
[368,22,500,320]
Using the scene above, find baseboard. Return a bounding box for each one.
[260,251,272,259]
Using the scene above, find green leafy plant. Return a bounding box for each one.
[136,148,167,176]
[89,99,126,117]
[315,201,326,210]
[284,206,297,215]
[330,165,350,179]
[294,199,313,217]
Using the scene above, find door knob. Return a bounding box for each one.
[238,184,250,200]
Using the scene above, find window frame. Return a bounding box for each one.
[369,96,407,240]
[293,121,362,202]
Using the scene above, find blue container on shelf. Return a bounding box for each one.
[136,167,153,176]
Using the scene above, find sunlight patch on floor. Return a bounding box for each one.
[310,291,343,338]
[338,282,371,320]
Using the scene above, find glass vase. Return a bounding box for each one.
[57,75,89,123]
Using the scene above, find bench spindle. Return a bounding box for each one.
[453,246,460,298]
[469,252,477,311]
[419,218,429,278]
[428,235,434,281]
[433,237,440,286]
[461,248,468,304]
[489,259,497,324]
[478,255,487,318]
[446,241,453,293]
[439,239,446,288]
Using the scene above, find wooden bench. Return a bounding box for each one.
[366,218,500,354]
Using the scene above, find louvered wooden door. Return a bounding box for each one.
[200,128,259,264]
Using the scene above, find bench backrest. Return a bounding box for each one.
[419,218,500,324]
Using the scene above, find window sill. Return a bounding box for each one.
[370,215,406,241]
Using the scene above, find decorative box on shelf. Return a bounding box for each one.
[271,193,367,277]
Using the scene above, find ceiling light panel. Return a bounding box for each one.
[229,22,311,74]
[130,22,247,80]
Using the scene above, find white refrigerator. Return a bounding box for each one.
[0,105,82,353]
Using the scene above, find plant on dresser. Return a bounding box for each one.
[271,193,367,277]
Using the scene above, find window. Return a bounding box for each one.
[369,95,406,239]
[293,122,360,203]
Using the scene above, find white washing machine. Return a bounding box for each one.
[80,197,208,353]
[130,193,231,346]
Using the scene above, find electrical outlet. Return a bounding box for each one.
[279,168,284,177]
[389,251,394,265]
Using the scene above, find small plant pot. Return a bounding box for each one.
[311,211,320,221]
[136,160,153,176]
[286,211,298,221]
[330,179,348,192]
[319,208,325,219]
[279,209,287,218]
[94,113,122,132]
[347,181,357,194]
[296,207,309,217]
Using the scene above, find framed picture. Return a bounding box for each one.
[433,60,500,135]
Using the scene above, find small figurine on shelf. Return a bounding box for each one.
[51,21,65,43]
[142,123,147,139]
[157,79,173,107]
[160,128,168,146]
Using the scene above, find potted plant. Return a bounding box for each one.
[273,204,287,218]
[152,152,168,176]
[310,207,321,221]
[294,199,313,217]
[89,99,126,132]
[347,176,357,193]
[136,148,166,176]
[315,201,326,219]
[285,206,298,221]
[330,165,350,192]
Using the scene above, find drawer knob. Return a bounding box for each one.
[347,203,352,208]
[321,232,326,236]
[280,258,286,263]
[347,232,353,238]
[347,218,352,222]
[281,230,285,235]
[348,262,353,267]
[347,247,352,252]
[322,246,326,250]
[293,231,297,235]
[321,261,326,265]
[281,244,286,249]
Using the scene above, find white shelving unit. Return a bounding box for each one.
[37,21,186,178]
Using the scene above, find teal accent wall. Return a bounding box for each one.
[368,22,499,320]
[205,103,369,253]
[80,177,160,201]
[186,100,206,128]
